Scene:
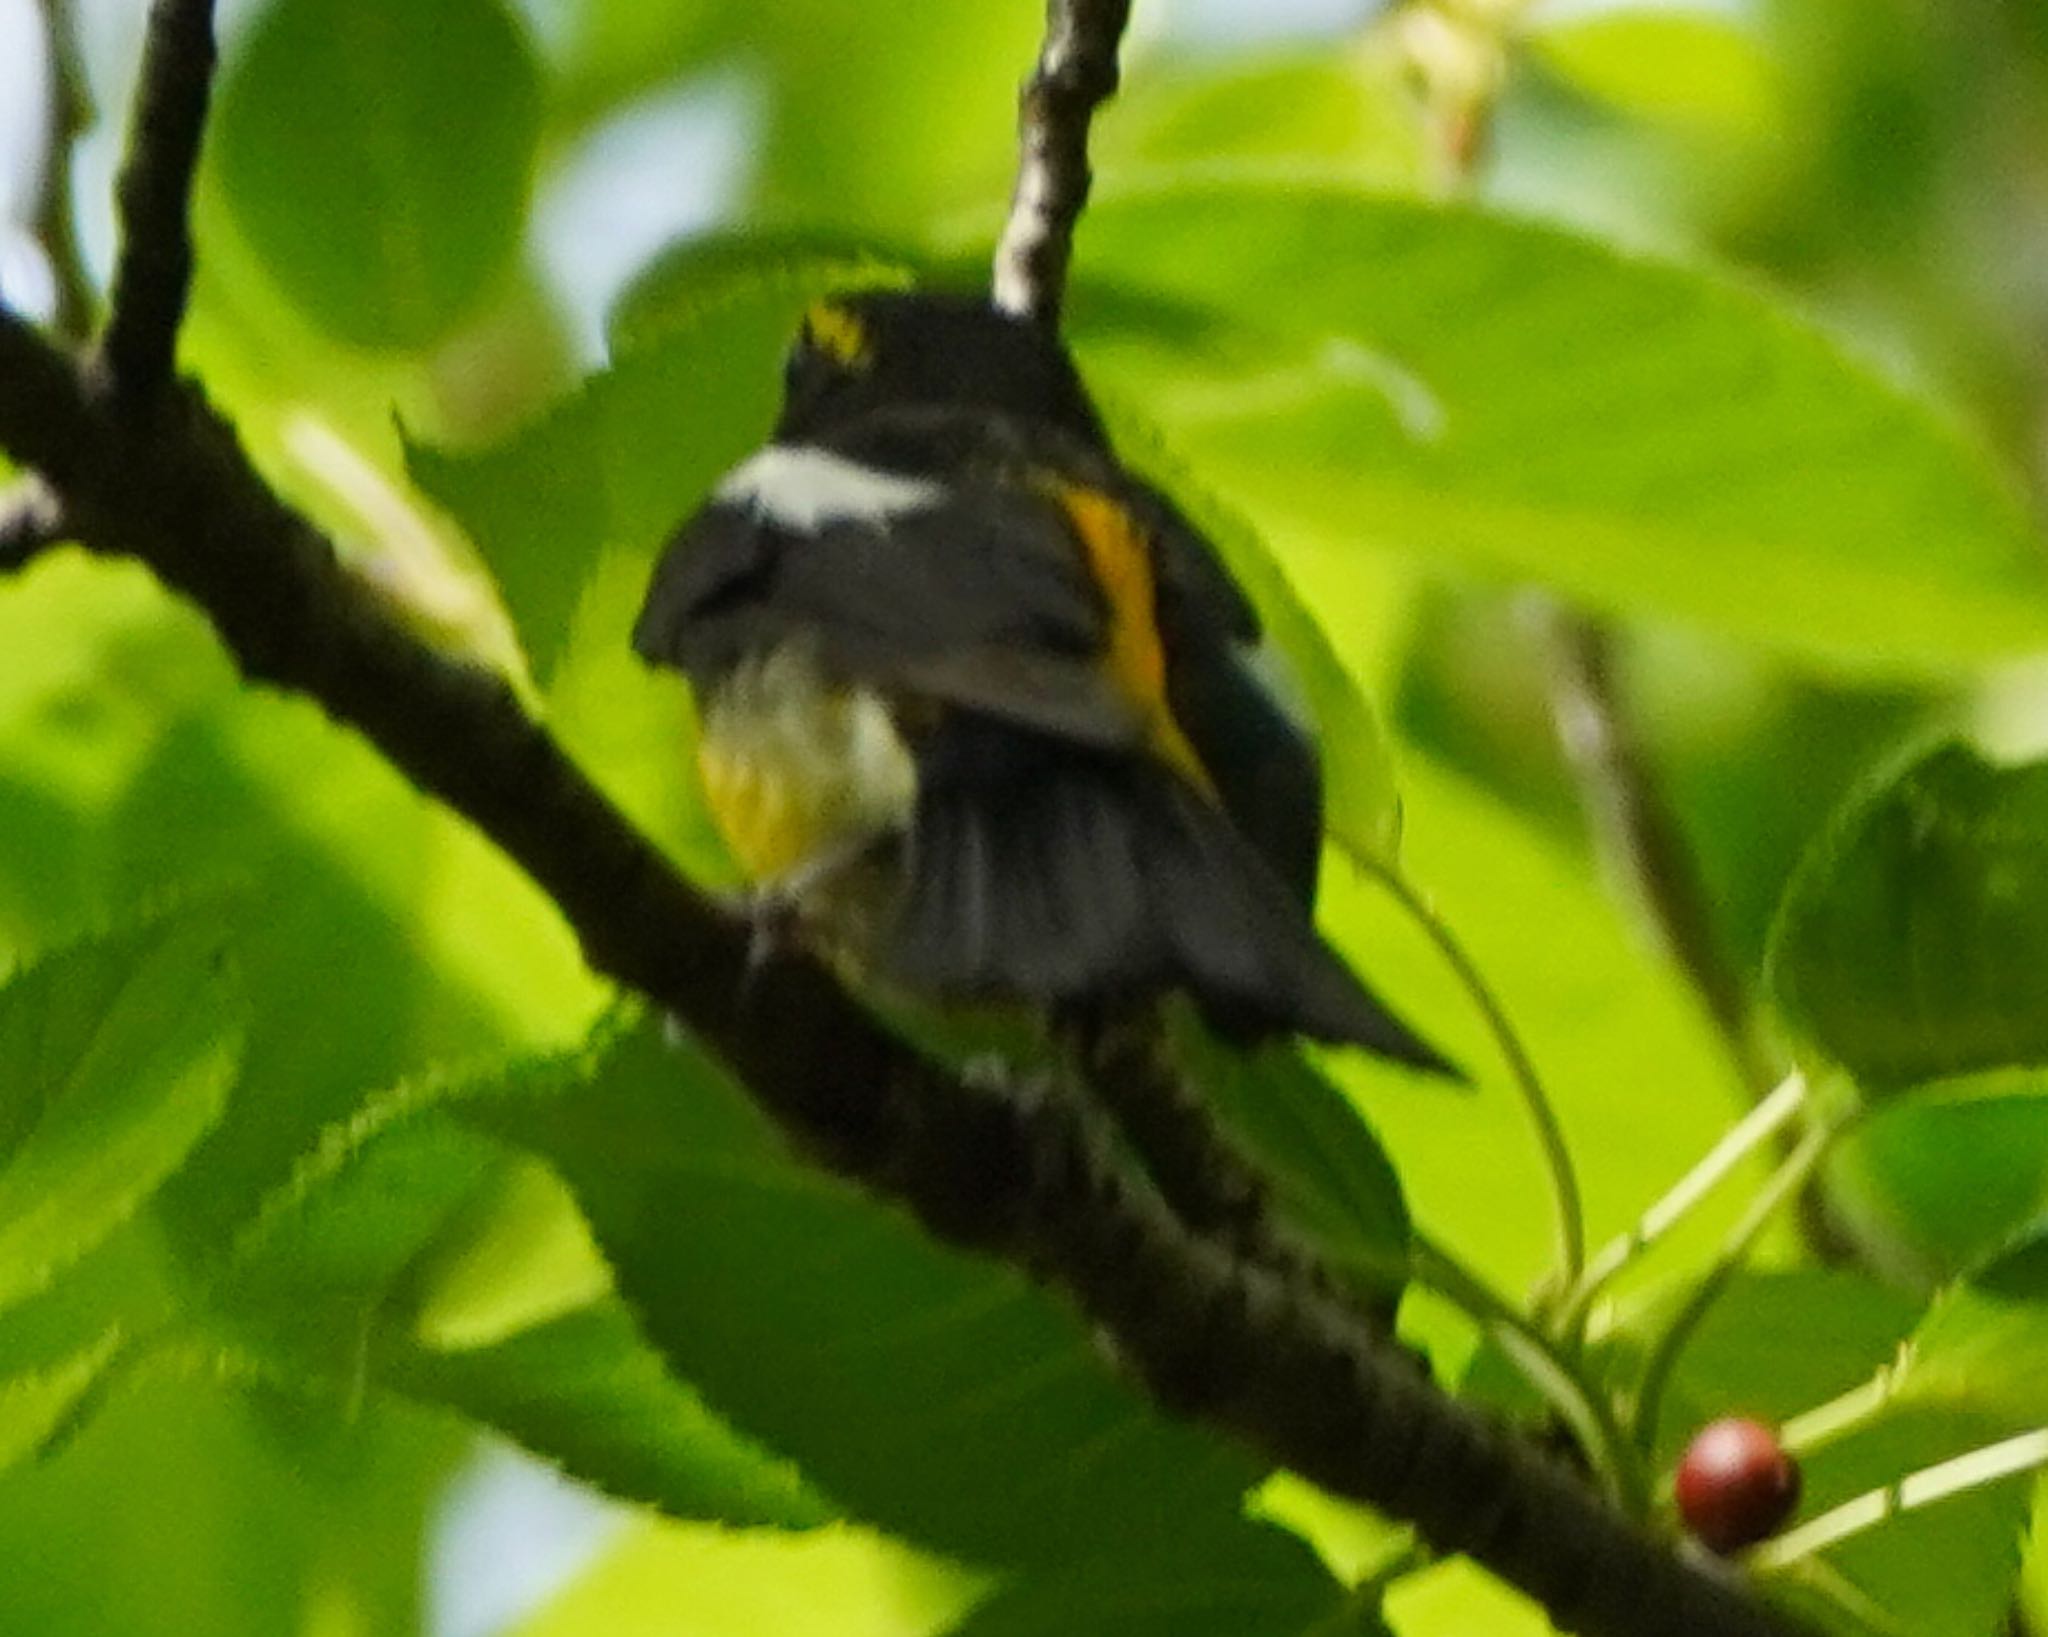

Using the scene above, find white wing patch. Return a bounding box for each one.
[715,443,944,533]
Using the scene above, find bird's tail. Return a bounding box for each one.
[886,737,1455,1075]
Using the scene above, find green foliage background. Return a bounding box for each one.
[10,0,2048,1633]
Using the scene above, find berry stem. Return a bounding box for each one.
[1558,1070,1810,1337]
[1630,1113,1850,1450]
[1346,846,1586,1291]
[1751,1427,2048,1571]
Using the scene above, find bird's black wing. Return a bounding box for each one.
[632,455,1149,752]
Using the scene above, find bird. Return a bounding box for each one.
[632,287,1451,1072]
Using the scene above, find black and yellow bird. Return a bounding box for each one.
[634,288,1449,1071]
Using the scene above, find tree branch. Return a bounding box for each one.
[991,0,1131,323]
[0,309,1811,1637]
[0,0,1820,1627]
[35,0,97,344]
[93,0,215,402]
[1537,602,1778,1094]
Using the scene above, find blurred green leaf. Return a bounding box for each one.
[477,1017,1325,1571]
[0,1328,122,1472]
[1314,752,1750,1301]
[0,1367,456,1637]
[1094,44,1428,186]
[945,1534,1355,1637]
[1071,182,2047,672]
[211,0,543,349]
[1824,1092,2048,1284]
[1596,1269,2014,1637]
[1527,7,1780,138]
[1895,1229,2048,1426]
[1767,741,2048,1090]
[504,1514,978,1637]
[1775,1402,2030,1637]
[728,2,1038,234]
[0,911,245,1316]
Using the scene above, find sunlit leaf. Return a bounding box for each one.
[1094,44,1428,186]
[1896,1229,2048,1427]
[1071,183,2046,672]
[0,911,245,1315]
[1527,7,1780,137]
[215,1056,828,1529]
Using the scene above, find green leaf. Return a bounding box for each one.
[1777,1403,2030,1637]
[1767,741,2048,1090]
[0,1327,124,1472]
[1593,1270,1919,1461]
[210,0,543,349]
[1896,1229,2048,1427]
[1069,183,2046,672]
[1527,7,1781,137]
[216,1058,829,1529]
[384,1301,830,1528]
[1169,1011,1410,1308]
[501,1515,978,1637]
[1825,1092,2048,1284]
[946,1532,1352,1637]
[1598,1270,2018,1637]
[0,910,246,1315]
[477,1017,1317,1570]
[1093,45,1428,187]
[1313,752,1752,1301]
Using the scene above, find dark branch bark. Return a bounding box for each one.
[0,0,1821,1627]
[991,0,1131,323]
[94,0,215,401]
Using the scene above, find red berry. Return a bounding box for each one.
[1675,1417,1802,1553]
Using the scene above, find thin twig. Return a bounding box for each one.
[1560,1071,1810,1334]
[1536,603,1773,1092]
[1752,1427,2048,1572]
[991,0,1132,323]
[35,0,96,344]
[93,0,215,401]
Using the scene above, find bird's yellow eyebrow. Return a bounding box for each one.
[803,301,871,369]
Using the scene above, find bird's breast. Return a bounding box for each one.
[695,645,918,886]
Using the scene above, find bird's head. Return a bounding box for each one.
[773,289,1106,445]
